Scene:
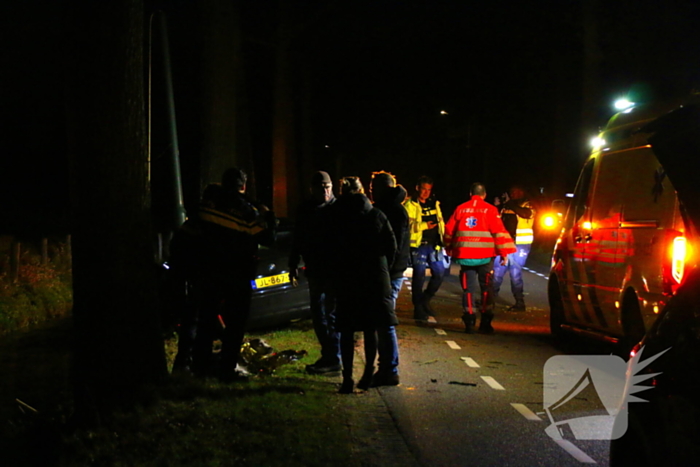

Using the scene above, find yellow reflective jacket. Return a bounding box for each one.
[403,197,445,248]
[501,200,535,245]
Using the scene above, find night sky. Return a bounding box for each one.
[3,0,700,236]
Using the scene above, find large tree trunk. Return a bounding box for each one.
[198,0,252,191]
[65,0,166,422]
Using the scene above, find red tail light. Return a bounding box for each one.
[663,230,687,295]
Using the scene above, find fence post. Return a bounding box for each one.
[41,238,49,265]
[10,241,20,283]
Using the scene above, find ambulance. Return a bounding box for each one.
[548,97,697,351]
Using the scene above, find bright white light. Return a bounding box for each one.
[565,193,574,198]
[590,136,606,148]
[614,98,635,111]
[440,110,448,115]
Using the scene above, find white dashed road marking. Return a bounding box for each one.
[480,376,505,390]
[523,267,548,280]
[510,403,542,421]
[554,440,597,463]
[460,357,480,368]
[434,328,447,335]
[446,341,461,350]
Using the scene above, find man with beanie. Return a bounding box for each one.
[289,171,341,374]
[368,170,409,386]
[444,182,516,334]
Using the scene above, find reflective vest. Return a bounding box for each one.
[502,200,535,245]
[444,196,517,259]
[403,197,445,248]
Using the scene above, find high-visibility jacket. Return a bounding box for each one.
[403,197,445,248]
[444,196,516,260]
[501,199,535,245]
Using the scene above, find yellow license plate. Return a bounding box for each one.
[253,273,290,289]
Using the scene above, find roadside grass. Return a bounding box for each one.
[1,319,356,466]
[0,237,73,335]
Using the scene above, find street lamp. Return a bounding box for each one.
[613,98,635,111]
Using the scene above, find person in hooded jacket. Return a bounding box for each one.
[333,176,397,394]
[369,170,409,387]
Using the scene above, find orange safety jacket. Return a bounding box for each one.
[444,196,517,260]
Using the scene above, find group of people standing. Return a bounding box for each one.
[289,171,408,393]
[169,166,535,393]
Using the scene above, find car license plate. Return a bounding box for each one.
[252,273,290,290]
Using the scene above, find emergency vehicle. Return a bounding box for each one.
[548,98,696,351]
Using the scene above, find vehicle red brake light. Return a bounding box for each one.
[663,230,687,295]
[672,236,686,284]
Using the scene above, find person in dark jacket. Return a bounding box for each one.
[171,168,276,382]
[369,170,409,386]
[288,171,341,374]
[333,176,397,394]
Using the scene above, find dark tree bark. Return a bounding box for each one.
[64,0,166,422]
[198,0,252,191]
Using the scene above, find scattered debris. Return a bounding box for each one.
[448,381,477,387]
[416,359,439,365]
[239,338,308,375]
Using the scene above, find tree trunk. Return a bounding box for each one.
[198,0,251,190]
[64,0,166,422]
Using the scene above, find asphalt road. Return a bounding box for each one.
[352,260,619,467]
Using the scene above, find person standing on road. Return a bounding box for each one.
[403,175,446,321]
[444,182,516,334]
[288,171,341,375]
[173,168,276,382]
[333,177,397,393]
[369,170,410,387]
[492,185,535,311]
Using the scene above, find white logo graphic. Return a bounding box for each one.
[543,347,669,440]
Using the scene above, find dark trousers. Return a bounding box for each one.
[190,274,253,376]
[459,260,494,314]
[341,330,377,381]
[308,275,341,366]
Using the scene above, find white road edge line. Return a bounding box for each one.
[434,328,447,335]
[480,376,505,390]
[553,440,597,464]
[510,403,542,421]
[460,357,480,368]
[446,340,461,350]
[523,267,549,280]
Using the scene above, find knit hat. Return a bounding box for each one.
[311,171,332,185]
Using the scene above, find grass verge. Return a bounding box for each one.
[1,319,357,466]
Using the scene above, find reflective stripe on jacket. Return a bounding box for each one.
[502,200,535,245]
[403,197,445,248]
[444,196,516,260]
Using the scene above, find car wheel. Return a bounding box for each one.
[548,274,565,339]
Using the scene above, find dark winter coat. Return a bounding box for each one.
[170,191,276,282]
[373,185,410,280]
[288,195,336,277]
[332,193,398,332]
